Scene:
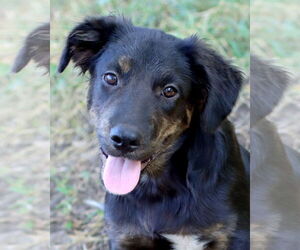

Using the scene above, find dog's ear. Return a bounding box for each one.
[179,36,243,132]
[250,55,289,124]
[11,46,31,73]
[58,16,130,73]
[12,23,50,73]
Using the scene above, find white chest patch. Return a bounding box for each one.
[163,234,208,250]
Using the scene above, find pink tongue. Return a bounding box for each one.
[103,156,142,195]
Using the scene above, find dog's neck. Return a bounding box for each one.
[127,123,230,201]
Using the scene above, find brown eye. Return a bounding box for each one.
[103,73,118,85]
[162,86,178,98]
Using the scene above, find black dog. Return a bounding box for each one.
[58,16,249,250]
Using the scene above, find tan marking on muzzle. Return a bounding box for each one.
[156,107,193,144]
[118,56,132,73]
[142,108,194,177]
[156,117,179,143]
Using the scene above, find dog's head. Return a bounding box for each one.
[58,16,242,195]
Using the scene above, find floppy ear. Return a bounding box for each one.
[12,23,50,73]
[250,55,289,124]
[180,36,243,132]
[11,46,31,73]
[58,16,130,73]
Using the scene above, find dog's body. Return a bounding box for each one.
[105,120,249,250]
[59,16,249,249]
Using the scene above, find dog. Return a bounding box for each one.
[58,16,249,250]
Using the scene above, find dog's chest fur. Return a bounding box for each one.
[163,234,208,250]
[106,192,234,250]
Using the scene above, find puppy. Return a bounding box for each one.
[58,16,249,250]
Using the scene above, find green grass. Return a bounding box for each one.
[251,1,300,73]
[51,0,249,70]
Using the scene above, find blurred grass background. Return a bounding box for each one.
[0,0,49,249]
[51,0,249,249]
[251,0,300,73]
[251,0,300,150]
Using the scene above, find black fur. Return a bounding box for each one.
[59,16,249,249]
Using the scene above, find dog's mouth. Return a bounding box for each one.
[100,148,155,195]
[101,148,153,164]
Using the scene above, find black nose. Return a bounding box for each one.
[110,125,141,152]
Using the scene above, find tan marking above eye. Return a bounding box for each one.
[118,56,132,73]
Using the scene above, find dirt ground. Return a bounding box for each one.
[0,70,50,249]
[0,0,50,249]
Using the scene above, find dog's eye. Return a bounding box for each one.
[103,73,118,85]
[162,86,178,98]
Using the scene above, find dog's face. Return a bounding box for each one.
[89,31,194,167]
[58,16,242,195]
